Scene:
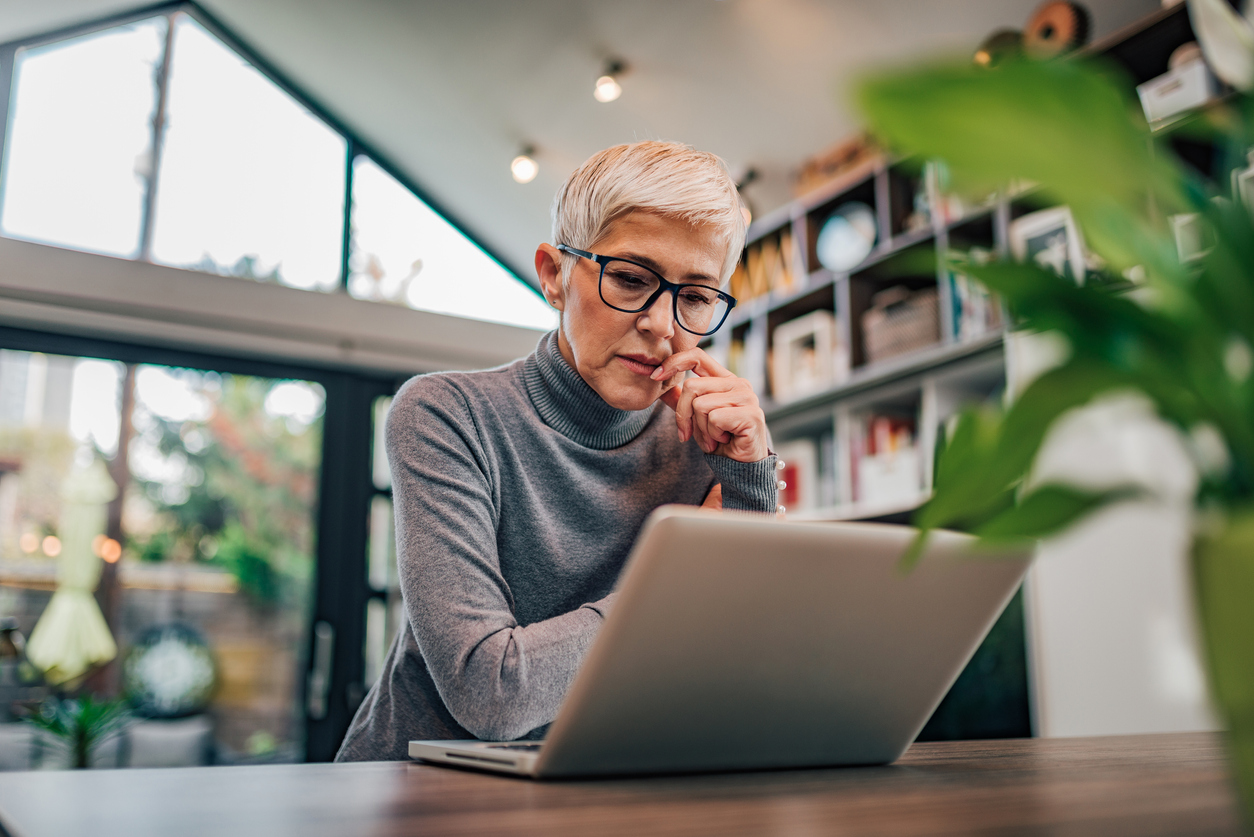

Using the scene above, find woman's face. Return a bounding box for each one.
[536,211,726,412]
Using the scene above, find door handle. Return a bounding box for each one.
[306,621,334,720]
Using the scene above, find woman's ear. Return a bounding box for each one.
[535,244,566,312]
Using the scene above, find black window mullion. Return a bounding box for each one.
[305,372,387,762]
[339,141,355,292]
[137,13,177,263]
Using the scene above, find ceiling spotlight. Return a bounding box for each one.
[511,147,538,184]
[594,59,626,103]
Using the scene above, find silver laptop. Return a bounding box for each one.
[410,505,1031,778]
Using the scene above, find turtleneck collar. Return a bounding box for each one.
[522,331,656,450]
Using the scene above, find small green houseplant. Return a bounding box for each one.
[26,694,131,769]
[857,5,1254,824]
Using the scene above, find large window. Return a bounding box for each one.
[0,6,554,331]
[0,19,165,258]
[0,348,323,764]
[150,17,346,291]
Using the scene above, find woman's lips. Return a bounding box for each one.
[617,355,663,376]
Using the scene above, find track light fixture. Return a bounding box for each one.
[594,59,627,103]
[511,146,538,184]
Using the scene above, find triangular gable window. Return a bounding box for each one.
[348,157,555,330]
[0,8,554,332]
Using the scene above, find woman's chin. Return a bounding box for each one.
[599,380,663,412]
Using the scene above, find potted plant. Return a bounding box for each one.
[856,1,1254,824]
[25,694,130,769]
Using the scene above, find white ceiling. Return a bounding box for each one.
[0,0,1160,286]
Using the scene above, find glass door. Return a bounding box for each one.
[0,340,372,766]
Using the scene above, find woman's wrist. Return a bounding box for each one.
[702,451,779,514]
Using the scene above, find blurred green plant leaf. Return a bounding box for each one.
[858,57,1188,282]
[858,52,1254,553]
[974,483,1143,542]
[859,31,1254,823]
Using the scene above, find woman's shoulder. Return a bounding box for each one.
[390,361,528,422]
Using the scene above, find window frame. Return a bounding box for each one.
[0,322,402,761]
[0,0,541,301]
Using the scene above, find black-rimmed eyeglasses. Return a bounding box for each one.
[557,244,737,336]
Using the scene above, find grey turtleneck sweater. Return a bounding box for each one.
[335,332,778,761]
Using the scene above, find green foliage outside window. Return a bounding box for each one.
[128,373,320,606]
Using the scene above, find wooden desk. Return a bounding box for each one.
[0,733,1244,836]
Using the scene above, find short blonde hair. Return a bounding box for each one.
[551,141,746,287]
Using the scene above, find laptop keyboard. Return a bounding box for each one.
[485,743,543,751]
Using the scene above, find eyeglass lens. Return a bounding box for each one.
[600,259,729,335]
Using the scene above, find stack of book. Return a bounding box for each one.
[730,227,807,304]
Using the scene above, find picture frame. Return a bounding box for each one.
[771,310,836,403]
[1008,206,1087,284]
[1233,149,1254,210]
[1135,59,1219,127]
[1170,212,1209,263]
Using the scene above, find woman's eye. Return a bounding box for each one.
[609,271,650,287]
[680,291,714,306]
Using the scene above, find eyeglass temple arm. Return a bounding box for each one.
[556,244,596,260]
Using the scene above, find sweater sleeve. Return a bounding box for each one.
[703,451,779,512]
[386,376,610,742]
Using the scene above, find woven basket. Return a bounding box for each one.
[861,286,939,364]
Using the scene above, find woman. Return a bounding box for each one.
[336,141,779,761]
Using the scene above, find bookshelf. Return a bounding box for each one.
[705,153,1018,521]
[705,2,1211,523]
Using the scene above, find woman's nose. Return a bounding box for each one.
[636,290,676,338]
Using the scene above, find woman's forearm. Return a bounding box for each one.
[414,593,616,740]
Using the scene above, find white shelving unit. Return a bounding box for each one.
[712,2,1226,741]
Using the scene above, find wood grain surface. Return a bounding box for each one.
[0,733,1244,836]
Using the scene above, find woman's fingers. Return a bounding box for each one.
[654,346,769,462]
[691,398,717,452]
[650,347,731,383]
[692,393,734,446]
[705,405,767,458]
[674,375,744,444]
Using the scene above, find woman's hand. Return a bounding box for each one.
[652,348,770,463]
[701,483,723,510]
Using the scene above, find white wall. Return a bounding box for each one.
[1006,332,1218,737]
[0,237,545,375]
[1026,501,1216,736]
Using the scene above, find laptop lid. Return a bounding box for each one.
[532,506,1031,778]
